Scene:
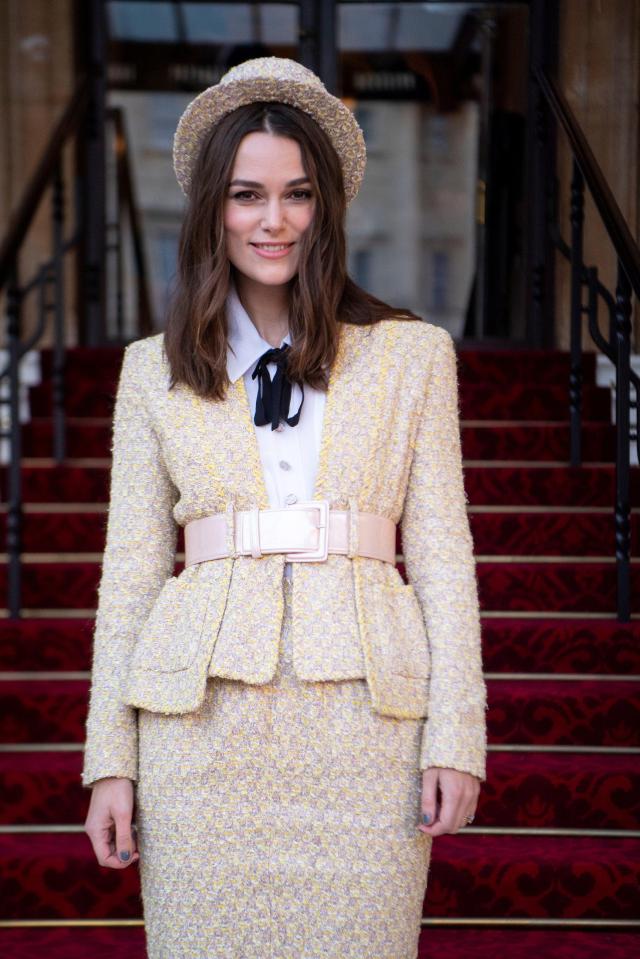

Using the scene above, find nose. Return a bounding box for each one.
[260,197,285,233]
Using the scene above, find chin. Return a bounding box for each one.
[240,265,298,288]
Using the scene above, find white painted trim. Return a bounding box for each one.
[595,353,640,466]
[0,349,42,465]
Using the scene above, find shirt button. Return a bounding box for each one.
[285,493,298,505]
[279,460,292,471]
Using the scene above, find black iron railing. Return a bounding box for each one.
[1,82,153,618]
[535,67,639,621]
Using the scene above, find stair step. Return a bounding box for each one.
[419,930,639,959]
[37,344,596,386]
[20,420,618,462]
[480,619,640,675]
[480,751,640,830]
[0,619,94,671]
[462,422,616,461]
[460,384,610,421]
[2,617,638,675]
[5,509,637,558]
[425,834,639,920]
[1,750,637,831]
[0,928,636,959]
[402,561,640,614]
[5,462,637,507]
[1,678,637,747]
[4,559,639,614]
[469,511,640,557]
[38,346,124,380]
[465,464,640,507]
[1,832,637,921]
[456,349,597,385]
[485,678,640,747]
[28,380,612,421]
[0,833,140,920]
[22,421,112,459]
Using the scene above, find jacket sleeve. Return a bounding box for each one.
[400,327,487,780]
[81,340,179,788]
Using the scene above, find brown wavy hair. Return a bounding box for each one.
[163,101,421,401]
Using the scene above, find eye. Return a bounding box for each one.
[289,189,313,200]
[230,190,257,200]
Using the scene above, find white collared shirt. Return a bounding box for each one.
[226,284,327,577]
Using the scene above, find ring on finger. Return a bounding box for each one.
[464,814,475,825]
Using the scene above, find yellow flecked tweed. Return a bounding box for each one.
[136,574,431,959]
[81,318,487,792]
[172,57,367,204]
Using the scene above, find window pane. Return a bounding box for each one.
[339,3,473,52]
[108,2,177,42]
[182,3,253,44]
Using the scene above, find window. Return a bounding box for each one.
[354,106,376,147]
[353,249,373,290]
[149,94,190,151]
[430,250,449,312]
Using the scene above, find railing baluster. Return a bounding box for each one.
[569,158,584,467]
[52,161,66,463]
[614,260,632,622]
[6,262,23,619]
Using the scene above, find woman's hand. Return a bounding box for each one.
[417,766,480,836]
[84,776,140,868]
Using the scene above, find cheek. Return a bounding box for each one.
[223,205,245,239]
[299,204,315,231]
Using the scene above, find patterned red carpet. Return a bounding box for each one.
[1,343,638,957]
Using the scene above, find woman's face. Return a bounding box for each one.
[223,131,316,290]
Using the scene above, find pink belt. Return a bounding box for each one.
[184,500,397,566]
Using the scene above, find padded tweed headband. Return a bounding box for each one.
[173,56,367,205]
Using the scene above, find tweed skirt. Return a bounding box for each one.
[135,575,432,959]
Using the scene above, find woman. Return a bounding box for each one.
[83,57,486,959]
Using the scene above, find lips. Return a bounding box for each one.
[250,242,295,259]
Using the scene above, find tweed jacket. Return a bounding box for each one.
[81,318,487,788]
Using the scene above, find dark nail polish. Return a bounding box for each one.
[422,813,431,825]
[119,850,130,862]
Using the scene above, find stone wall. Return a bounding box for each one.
[556,0,640,350]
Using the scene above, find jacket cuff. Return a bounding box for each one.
[81,721,138,788]
[419,717,487,781]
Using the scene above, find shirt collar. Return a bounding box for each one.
[226,281,291,383]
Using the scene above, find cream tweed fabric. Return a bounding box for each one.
[136,574,431,959]
[82,319,487,788]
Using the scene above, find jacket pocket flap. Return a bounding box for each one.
[130,573,210,674]
[368,582,431,680]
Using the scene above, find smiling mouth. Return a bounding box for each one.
[251,243,294,251]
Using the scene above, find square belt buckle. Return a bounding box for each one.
[284,499,330,562]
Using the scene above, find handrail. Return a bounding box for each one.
[535,65,638,622]
[536,69,640,298]
[107,107,153,337]
[0,78,89,290]
[2,80,153,618]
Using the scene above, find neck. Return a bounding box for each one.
[234,273,291,348]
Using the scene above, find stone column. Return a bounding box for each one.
[556,0,640,351]
[0,0,75,346]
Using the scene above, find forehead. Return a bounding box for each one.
[231,131,306,175]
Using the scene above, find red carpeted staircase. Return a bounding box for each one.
[1,343,639,958]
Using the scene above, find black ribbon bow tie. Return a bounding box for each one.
[251,344,304,431]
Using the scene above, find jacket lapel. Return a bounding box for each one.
[184,320,368,511]
[231,319,360,507]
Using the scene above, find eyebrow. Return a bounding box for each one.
[228,177,311,188]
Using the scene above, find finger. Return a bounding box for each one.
[86,821,135,869]
[424,776,463,836]
[86,820,117,868]
[114,809,137,866]
[418,769,439,832]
